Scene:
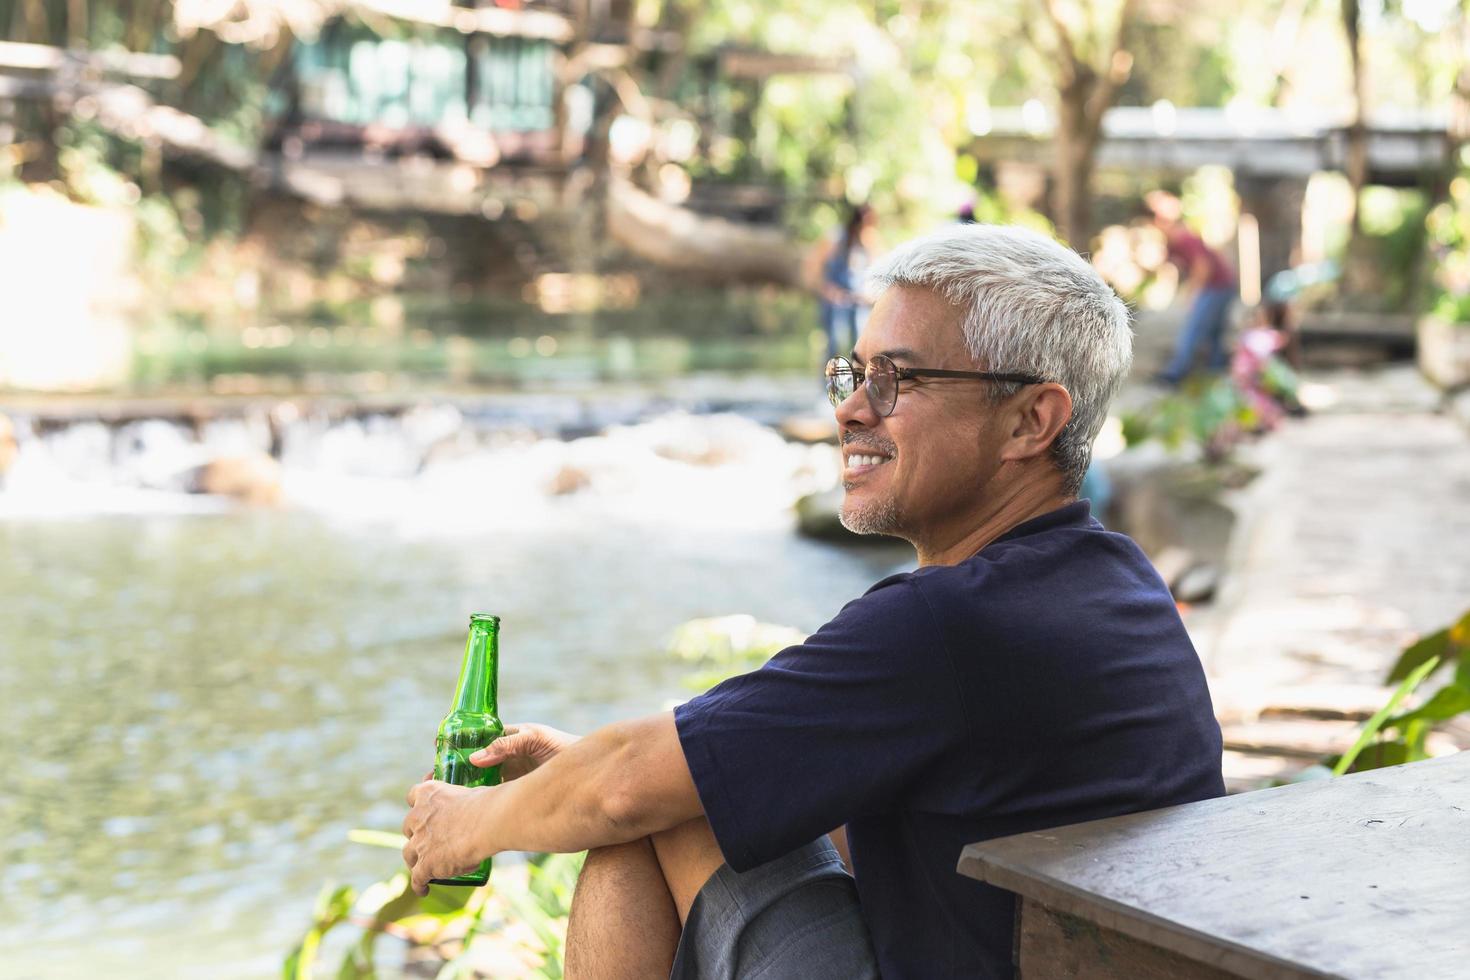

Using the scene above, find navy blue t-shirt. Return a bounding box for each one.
[674,501,1225,979]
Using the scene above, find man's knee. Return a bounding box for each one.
[572,839,663,910]
[650,818,727,924]
[566,840,679,980]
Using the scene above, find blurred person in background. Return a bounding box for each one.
[1233,300,1307,428]
[1147,190,1238,385]
[806,203,883,361]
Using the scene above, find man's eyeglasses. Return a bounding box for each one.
[824,354,1045,417]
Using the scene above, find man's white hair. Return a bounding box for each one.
[868,224,1132,496]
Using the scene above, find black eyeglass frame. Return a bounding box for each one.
[824,354,1047,417]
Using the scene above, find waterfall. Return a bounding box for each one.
[0,385,840,529]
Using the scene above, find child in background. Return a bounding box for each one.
[1232,301,1305,432]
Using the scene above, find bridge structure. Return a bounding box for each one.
[967,104,1454,292]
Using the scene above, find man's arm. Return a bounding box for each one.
[1187,256,1211,292]
[472,712,703,854]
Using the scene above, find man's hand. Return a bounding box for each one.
[403,713,700,866]
[471,722,579,781]
[402,781,493,896]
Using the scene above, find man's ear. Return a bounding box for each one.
[1001,384,1073,462]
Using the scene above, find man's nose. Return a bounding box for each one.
[834,382,878,430]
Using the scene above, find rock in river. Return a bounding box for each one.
[188,453,283,506]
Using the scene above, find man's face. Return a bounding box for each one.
[836,285,1010,541]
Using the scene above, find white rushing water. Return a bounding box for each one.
[0,392,843,533]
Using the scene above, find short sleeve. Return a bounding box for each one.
[674,577,969,872]
[1169,230,1208,270]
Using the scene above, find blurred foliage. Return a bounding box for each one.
[1119,376,1261,463]
[287,833,585,980]
[52,119,220,280]
[1426,174,1470,324]
[1113,17,1232,108]
[4,0,1467,260]
[1326,609,1470,775]
[1357,187,1429,312]
[0,0,288,138]
[682,0,1018,238]
[668,614,806,690]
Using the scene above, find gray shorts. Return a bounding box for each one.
[669,837,880,980]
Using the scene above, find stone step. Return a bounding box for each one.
[1221,718,1462,763]
[1221,749,1313,794]
[1221,719,1360,759]
[1213,682,1391,726]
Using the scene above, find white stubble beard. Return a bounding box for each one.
[839,474,904,536]
[838,433,904,536]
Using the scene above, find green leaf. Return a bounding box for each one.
[315,882,357,924]
[419,882,477,917]
[1385,683,1470,729]
[336,939,375,980]
[1403,719,1431,764]
[1454,610,1470,687]
[282,942,306,980]
[434,957,474,980]
[1387,610,1470,684]
[284,883,356,979]
[526,852,584,916]
[1334,656,1440,776]
[499,886,567,973]
[1327,739,1413,774]
[348,829,408,849]
[368,872,422,925]
[1386,626,1452,684]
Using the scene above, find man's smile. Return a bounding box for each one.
[843,450,894,476]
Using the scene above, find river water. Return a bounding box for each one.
[0,385,911,977]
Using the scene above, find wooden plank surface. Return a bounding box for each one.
[959,754,1470,980]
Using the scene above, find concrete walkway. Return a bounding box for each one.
[1189,366,1470,790]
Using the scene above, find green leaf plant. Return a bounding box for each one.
[1328,608,1470,776]
[285,830,584,979]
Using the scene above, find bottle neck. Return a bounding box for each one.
[449,621,499,716]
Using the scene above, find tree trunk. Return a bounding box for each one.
[1340,0,1376,297]
[1038,0,1136,252]
[23,0,50,45]
[1342,0,1369,236]
[1052,78,1097,250]
[125,0,158,55]
[67,0,86,46]
[605,177,802,286]
[176,30,222,96]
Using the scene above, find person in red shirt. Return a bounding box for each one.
[1146,190,1238,385]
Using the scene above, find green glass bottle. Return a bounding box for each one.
[430,613,504,887]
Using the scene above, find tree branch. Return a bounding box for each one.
[1039,0,1079,86]
[1083,0,1138,134]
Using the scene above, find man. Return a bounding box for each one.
[402,224,1226,979]
[1146,189,1239,386]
